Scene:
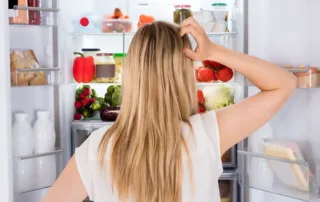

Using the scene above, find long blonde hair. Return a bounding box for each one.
[99,21,198,202]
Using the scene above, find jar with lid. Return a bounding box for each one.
[95,53,115,83]
[173,5,192,24]
[113,53,126,83]
[82,48,101,62]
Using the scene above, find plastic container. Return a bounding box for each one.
[101,19,133,33]
[28,0,41,25]
[12,113,35,193]
[95,53,115,83]
[9,0,29,24]
[212,3,228,21]
[34,111,56,153]
[82,48,100,62]
[113,53,126,83]
[294,67,320,88]
[173,5,193,24]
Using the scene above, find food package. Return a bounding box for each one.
[264,139,309,191]
[285,65,320,88]
[10,49,47,86]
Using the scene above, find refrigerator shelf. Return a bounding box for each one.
[14,149,63,194]
[15,149,63,160]
[12,67,60,86]
[68,32,236,37]
[238,149,320,201]
[13,6,60,12]
[15,67,60,73]
[10,24,57,28]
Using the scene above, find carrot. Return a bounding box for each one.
[114,8,123,18]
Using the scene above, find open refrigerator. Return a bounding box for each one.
[1,0,320,202]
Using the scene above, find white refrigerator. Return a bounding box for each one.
[0,0,319,202]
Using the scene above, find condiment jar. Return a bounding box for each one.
[113,53,126,83]
[173,5,192,24]
[95,53,115,83]
[82,48,101,62]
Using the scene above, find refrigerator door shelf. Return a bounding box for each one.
[13,149,63,194]
[219,171,238,202]
[238,149,320,202]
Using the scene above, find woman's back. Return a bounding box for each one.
[76,111,222,202]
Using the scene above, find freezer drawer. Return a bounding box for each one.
[219,172,238,202]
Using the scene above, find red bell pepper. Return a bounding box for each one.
[73,52,95,83]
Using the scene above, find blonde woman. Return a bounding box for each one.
[44,18,297,202]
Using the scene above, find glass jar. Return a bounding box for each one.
[28,0,41,25]
[82,48,101,63]
[95,53,115,83]
[113,53,126,83]
[173,5,192,24]
[9,0,29,24]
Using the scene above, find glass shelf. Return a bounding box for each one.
[68,32,236,37]
[13,6,60,12]
[238,149,320,201]
[10,24,57,28]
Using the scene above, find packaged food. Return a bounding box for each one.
[173,5,193,24]
[95,53,115,83]
[9,0,29,24]
[10,49,47,86]
[264,139,309,191]
[212,3,228,21]
[101,19,132,33]
[286,65,320,88]
[28,0,41,25]
[113,53,126,83]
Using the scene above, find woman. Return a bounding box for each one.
[44,18,297,202]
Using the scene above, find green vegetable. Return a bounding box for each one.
[107,86,115,94]
[111,87,121,106]
[203,85,235,110]
[91,100,102,111]
[82,108,93,118]
[91,89,97,98]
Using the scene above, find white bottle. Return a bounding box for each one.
[248,122,274,188]
[34,111,56,153]
[33,111,56,188]
[12,113,35,192]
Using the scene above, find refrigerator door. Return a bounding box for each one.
[0,0,14,201]
[239,0,320,201]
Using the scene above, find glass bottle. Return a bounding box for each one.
[28,0,41,25]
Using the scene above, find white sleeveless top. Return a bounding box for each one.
[75,110,223,202]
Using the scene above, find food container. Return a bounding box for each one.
[212,21,227,32]
[293,67,320,88]
[82,48,100,62]
[101,19,133,33]
[9,0,29,24]
[10,49,47,86]
[173,5,193,24]
[28,0,41,25]
[212,3,228,21]
[113,53,126,83]
[95,53,115,83]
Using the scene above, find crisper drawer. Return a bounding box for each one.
[71,120,113,155]
[71,120,237,168]
[219,172,238,202]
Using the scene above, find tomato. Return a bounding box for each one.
[198,68,216,82]
[202,60,212,67]
[210,61,224,69]
[197,89,204,104]
[195,67,202,81]
[217,67,234,82]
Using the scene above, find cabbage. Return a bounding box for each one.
[203,85,235,110]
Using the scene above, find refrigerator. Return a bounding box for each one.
[0,0,319,202]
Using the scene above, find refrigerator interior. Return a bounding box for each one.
[8,0,245,202]
[239,0,320,202]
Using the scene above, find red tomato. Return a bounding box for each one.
[198,68,216,82]
[210,61,224,69]
[202,60,212,67]
[217,67,234,82]
[197,89,204,104]
[198,104,206,113]
[195,67,202,81]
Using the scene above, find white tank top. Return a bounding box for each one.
[75,110,223,202]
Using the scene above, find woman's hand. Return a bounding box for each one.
[180,17,217,61]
